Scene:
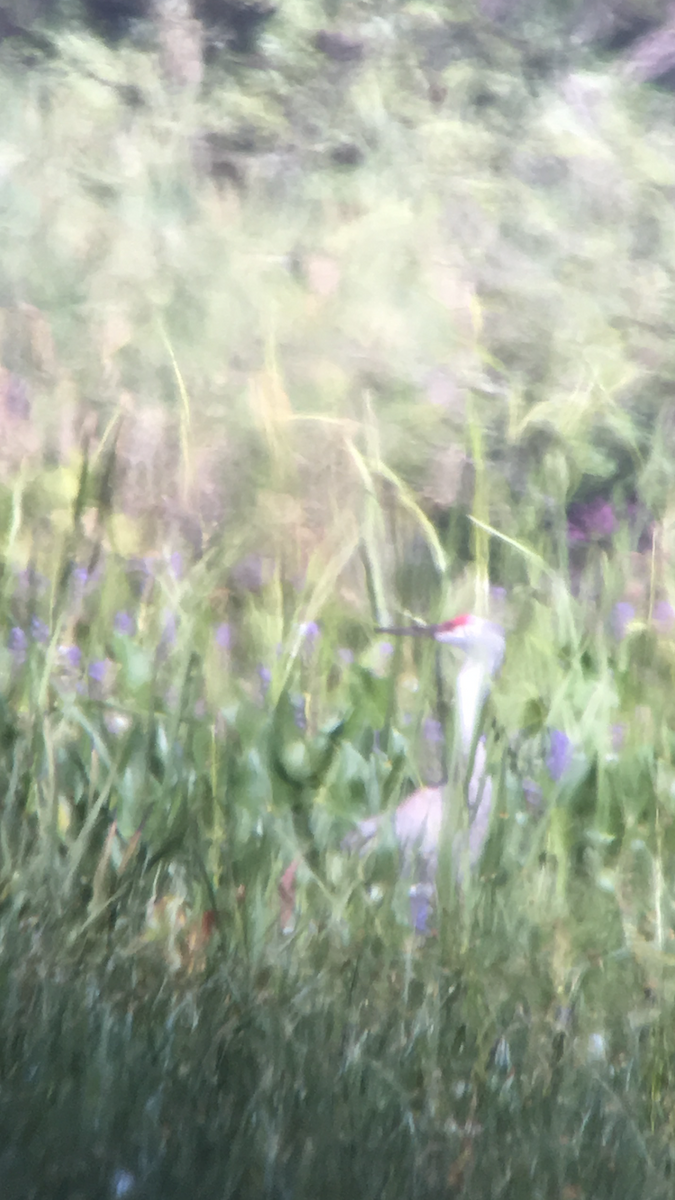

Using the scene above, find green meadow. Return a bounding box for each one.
[2,2,675,1195]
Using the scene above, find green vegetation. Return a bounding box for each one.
[3,2,675,1196]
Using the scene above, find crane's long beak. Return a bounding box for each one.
[375,624,437,638]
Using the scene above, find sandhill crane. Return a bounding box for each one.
[351,615,505,904]
[279,614,505,931]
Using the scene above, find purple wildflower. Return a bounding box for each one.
[378,642,394,658]
[299,620,320,644]
[161,610,178,648]
[30,616,49,644]
[9,626,27,663]
[409,884,434,934]
[64,566,87,610]
[611,601,635,641]
[70,563,105,599]
[114,611,135,636]
[589,501,617,537]
[338,648,354,667]
[423,717,444,745]
[588,499,617,537]
[169,551,183,580]
[215,622,232,650]
[523,779,543,812]
[5,373,30,419]
[231,554,265,593]
[547,729,573,782]
[88,659,109,684]
[60,644,82,669]
[653,600,675,631]
[71,566,89,589]
[259,665,272,694]
[611,724,625,752]
[568,498,618,543]
[292,695,307,731]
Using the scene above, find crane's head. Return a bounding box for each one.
[376,613,505,753]
[431,614,505,674]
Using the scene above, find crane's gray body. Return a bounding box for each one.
[353,616,505,884]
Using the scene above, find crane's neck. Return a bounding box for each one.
[456,657,492,756]
[454,627,504,755]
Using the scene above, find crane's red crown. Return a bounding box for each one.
[435,614,473,630]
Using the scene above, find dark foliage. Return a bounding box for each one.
[80,0,149,40]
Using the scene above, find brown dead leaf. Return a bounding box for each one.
[447,1140,474,1189]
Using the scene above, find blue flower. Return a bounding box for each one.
[161,610,178,648]
[69,565,94,601]
[215,622,232,650]
[299,620,320,643]
[611,723,625,752]
[547,729,573,782]
[60,644,82,669]
[409,884,434,934]
[423,718,444,745]
[568,499,617,543]
[9,626,27,663]
[88,659,108,684]
[114,610,135,636]
[30,616,50,644]
[292,695,307,731]
[71,566,89,588]
[654,599,675,631]
[523,779,543,811]
[231,553,264,592]
[611,601,635,641]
